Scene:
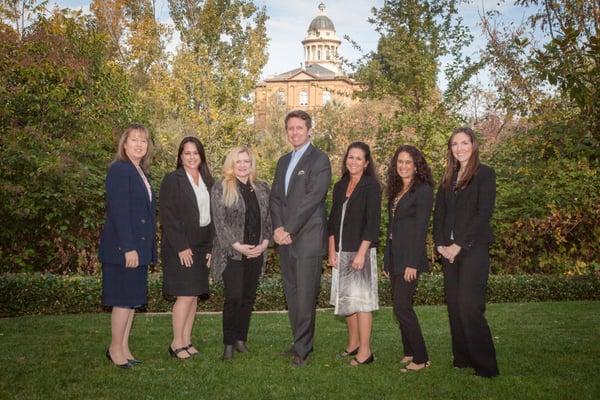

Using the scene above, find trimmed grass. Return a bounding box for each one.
[1,301,599,399]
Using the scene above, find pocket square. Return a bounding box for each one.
[297,170,305,175]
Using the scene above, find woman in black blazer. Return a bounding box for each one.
[433,127,499,378]
[383,145,433,372]
[159,137,214,359]
[328,142,381,366]
[99,124,156,369]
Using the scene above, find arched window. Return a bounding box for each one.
[299,90,309,106]
[322,90,331,105]
[276,90,286,105]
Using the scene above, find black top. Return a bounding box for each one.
[328,174,382,252]
[238,179,261,246]
[383,183,433,274]
[433,164,496,251]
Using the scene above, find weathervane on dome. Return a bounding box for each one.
[318,2,326,15]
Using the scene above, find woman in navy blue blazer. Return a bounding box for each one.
[384,145,433,372]
[99,124,156,369]
[433,127,499,378]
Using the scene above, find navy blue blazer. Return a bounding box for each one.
[98,160,157,265]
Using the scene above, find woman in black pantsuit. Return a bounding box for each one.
[384,145,433,372]
[160,137,214,359]
[211,146,272,361]
[433,127,499,378]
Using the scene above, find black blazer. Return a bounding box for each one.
[328,174,381,252]
[384,182,433,274]
[159,168,214,255]
[433,164,496,251]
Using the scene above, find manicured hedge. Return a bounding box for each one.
[1,273,599,317]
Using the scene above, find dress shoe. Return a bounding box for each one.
[235,340,249,353]
[106,349,132,369]
[350,353,375,366]
[222,345,234,361]
[400,356,413,364]
[401,361,431,372]
[168,346,190,360]
[291,354,307,367]
[339,347,359,357]
[128,358,142,365]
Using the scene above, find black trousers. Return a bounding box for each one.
[279,246,323,359]
[443,244,499,377]
[391,273,429,364]
[222,255,262,345]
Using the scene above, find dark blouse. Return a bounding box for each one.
[238,179,261,246]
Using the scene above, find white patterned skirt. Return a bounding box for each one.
[330,247,379,316]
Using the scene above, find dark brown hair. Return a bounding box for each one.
[341,141,379,183]
[441,127,480,190]
[176,136,214,190]
[387,145,433,207]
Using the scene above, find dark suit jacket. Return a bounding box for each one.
[328,174,381,252]
[210,179,272,280]
[98,160,156,265]
[270,143,332,257]
[384,183,433,274]
[158,168,214,255]
[433,164,496,251]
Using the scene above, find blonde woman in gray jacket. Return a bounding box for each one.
[211,146,272,361]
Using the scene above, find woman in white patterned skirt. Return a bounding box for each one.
[328,141,381,366]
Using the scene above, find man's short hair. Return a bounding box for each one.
[285,110,312,130]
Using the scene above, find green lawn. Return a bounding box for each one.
[1,301,599,399]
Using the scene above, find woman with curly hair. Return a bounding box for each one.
[384,145,434,372]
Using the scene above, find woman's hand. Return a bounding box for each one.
[351,252,366,270]
[124,250,139,268]
[328,251,338,268]
[404,267,417,282]
[445,244,462,264]
[178,248,194,267]
[382,269,390,279]
[206,253,212,268]
[233,242,264,258]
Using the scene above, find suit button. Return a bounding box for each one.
[141,237,146,241]
[141,219,146,223]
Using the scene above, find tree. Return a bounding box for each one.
[160,0,268,164]
[0,0,47,37]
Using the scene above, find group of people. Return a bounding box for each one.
[98,110,499,378]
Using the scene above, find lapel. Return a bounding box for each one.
[128,160,152,210]
[176,168,200,216]
[286,144,315,198]
[279,152,292,196]
[392,186,414,222]
[344,174,368,208]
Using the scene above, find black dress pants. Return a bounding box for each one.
[391,272,429,364]
[443,244,499,377]
[222,255,262,345]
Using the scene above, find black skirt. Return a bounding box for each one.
[162,226,211,297]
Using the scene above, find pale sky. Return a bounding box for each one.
[50,1,533,90]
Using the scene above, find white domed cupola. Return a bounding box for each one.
[302,3,342,74]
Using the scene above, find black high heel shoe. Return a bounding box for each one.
[106,349,132,369]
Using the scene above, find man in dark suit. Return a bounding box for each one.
[270,110,332,366]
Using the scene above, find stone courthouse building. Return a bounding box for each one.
[253,3,362,129]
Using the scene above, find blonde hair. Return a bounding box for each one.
[114,123,154,174]
[220,146,257,208]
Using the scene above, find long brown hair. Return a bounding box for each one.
[441,127,480,190]
[114,123,154,174]
[387,145,433,207]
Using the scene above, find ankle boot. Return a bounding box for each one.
[235,340,249,353]
[222,345,234,361]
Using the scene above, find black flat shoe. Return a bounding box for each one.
[350,353,374,366]
[235,340,249,353]
[128,358,142,365]
[222,345,234,361]
[168,346,190,359]
[339,347,359,357]
[106,349,132,369]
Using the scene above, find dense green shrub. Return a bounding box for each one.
[1,272,598,317]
